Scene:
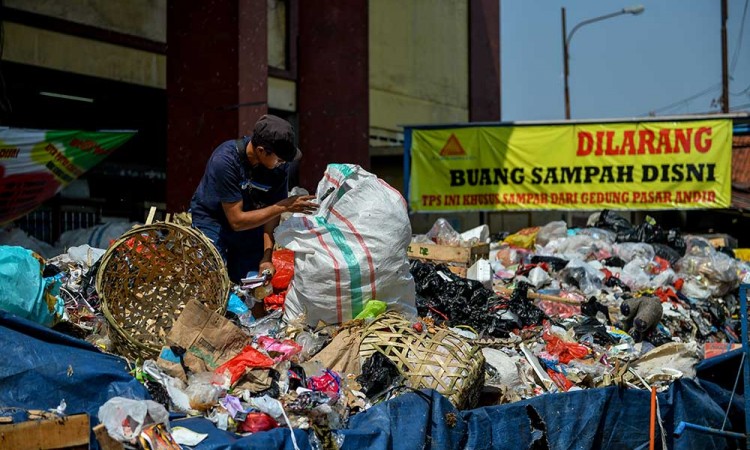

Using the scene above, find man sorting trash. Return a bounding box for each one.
[190,114,317,282]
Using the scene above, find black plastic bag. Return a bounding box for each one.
[357,353,401,398]
[530,255,569,272]
[594,210,633,234]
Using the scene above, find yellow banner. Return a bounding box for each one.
[407,119,732,212]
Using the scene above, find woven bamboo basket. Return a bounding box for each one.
[96,220,229,361]
[359,312,485,409]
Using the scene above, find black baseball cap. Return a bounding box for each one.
[252,114,302,162]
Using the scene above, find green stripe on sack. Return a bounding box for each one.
[330,163,354,177]
[315,216,364,317]
[329,164,354,201]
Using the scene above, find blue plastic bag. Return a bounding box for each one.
[0,245,61,326]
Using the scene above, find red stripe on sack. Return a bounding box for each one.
[330,207,376,299]
[324,173,341,188]
[377,178,408,209]
[302,216,343,322]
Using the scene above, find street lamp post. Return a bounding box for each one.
[562,5,645,119]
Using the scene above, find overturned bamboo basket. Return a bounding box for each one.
[96,215,229,360]
[359,312,485,409]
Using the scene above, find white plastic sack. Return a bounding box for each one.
[58,221,137,250]
[276,164,416,325]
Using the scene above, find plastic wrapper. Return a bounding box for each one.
[552,235,613,261]
[542,328,590,364]
[482,348,523,389]
[495,243,525,266]
[98,397,170,443]
[286,391,333,413]
[527,266,551,288]
[246,395,287,424]
[238,412,279,433]
[652,243,682,267]
[676,236,740,297]
[535,300,580,319]
[593,210,633,234]
[559,260,603,295]
[257,336,302,362]
[354,299,387,319]
[215,345,276,385]
[426,218,461,246]
[460,224,490,246]
[264,291,286,311]
[619,258,652,291]
[271,249,295,291]
[307,369,341,396]
[503,227,541,249]
[185,372,225,411]
[244,309,284,337]
[535,221,567,247]
[530,255,568,272]
[614,243,655,263]
[648,268,676,289]
[295,331,329,362]
[576,227,617,244]
[574,317,614,346]
[356,352,401,398]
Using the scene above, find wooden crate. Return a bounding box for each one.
[0,414,90,450]
[407,242,489,277]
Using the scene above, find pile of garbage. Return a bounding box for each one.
[1,202,748,447]
[411,210,747,401]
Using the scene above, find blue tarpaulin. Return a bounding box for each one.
[0,310,745,450]
[0,311,148,447]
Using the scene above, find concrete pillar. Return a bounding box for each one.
[297,1,369,191]
[470,0,501,121]
[166,0,267,211]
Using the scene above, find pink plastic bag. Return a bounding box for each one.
[257,336,302,362]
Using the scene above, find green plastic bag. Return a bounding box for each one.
[354,300,387,320]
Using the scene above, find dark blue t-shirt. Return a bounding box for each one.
[190,136,288,252]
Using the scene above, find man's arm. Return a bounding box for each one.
[258,217,280,275]
[221,194,318,232]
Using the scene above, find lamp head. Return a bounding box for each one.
[623,5,645,15]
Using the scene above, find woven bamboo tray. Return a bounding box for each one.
[96,220,229,360]
[359,312,485,409]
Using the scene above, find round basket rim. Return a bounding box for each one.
[96,221,230,359]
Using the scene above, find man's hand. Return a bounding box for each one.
[259,260,276,278]
[278,195,318,214]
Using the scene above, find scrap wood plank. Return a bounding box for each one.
[407,243,489,263]
[0,413,89,450]
[94,423,125,450]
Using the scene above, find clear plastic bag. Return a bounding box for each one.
[184,372,225,411]
[614,242,655,263]
[620,257,652,291]
[576,227,617,244]
[553,235,613,261]
[243,309,284,337]
[426,218,461,246]
[296,331,329,362]
[676,236,740,297]
[535,221,568,247]
[98,397,170,443]
[559,259,603,295]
